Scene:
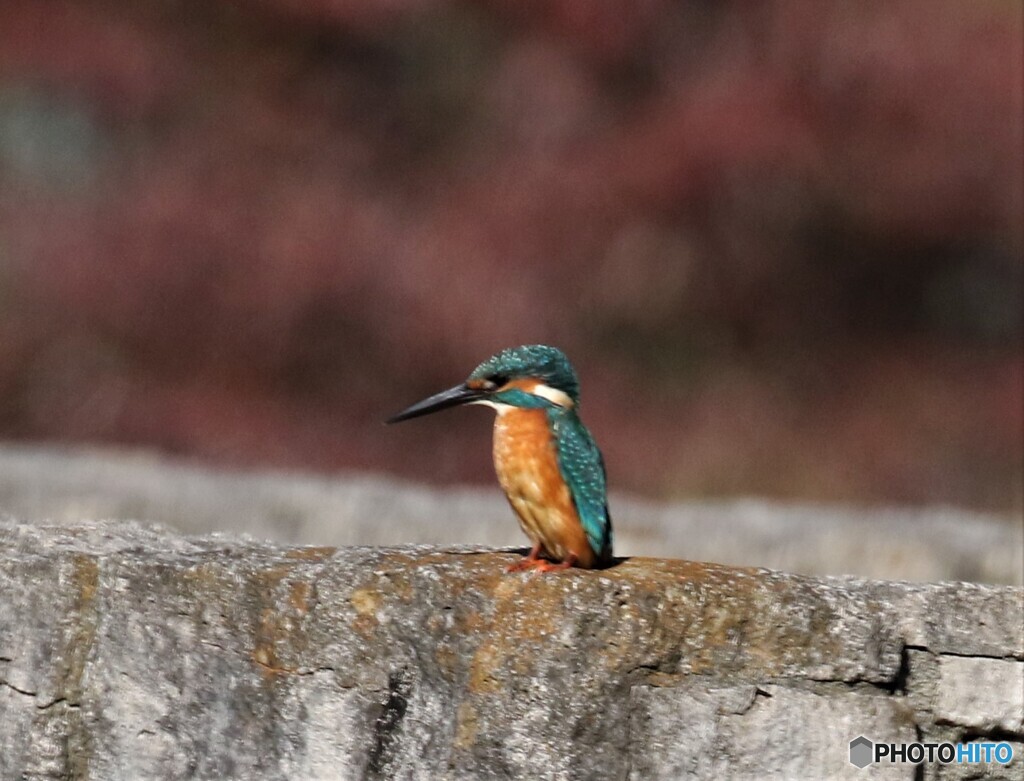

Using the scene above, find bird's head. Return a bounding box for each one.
[386,344,579,423]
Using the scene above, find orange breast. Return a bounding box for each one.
[492,408,595,567]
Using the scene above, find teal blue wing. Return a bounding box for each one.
[549,410,613,561]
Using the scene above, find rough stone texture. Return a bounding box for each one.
[1,444,1021,584]
[1,520,1021,781]
[935,657,1024,734]
[629,684,916,781]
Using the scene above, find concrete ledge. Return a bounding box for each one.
[1,520,1020,780]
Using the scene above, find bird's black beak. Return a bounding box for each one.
[385,383,486,424]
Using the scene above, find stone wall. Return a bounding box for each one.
[1,521,1020,780]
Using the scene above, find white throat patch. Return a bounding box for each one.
[471,399,516,416]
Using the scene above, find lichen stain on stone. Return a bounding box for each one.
[351,587,381,616]
[466,574,564,694]
[372,551,419,570]
[577,557,763,600]
[64,554,100,695]
[252,607,285,675]
[518,555,827,683]
[456,609,484,634]
[289,580,312,614]
[492,575,523,600]
[70,553,99,605]
[434,643,457,678]
[774,603,844,670]
[671,560,764,592]
[575,556,797,680]
[248,564,319,678]
[454,701,479,749]
[670,572,849,680]
[682,580,789,677]
[491,584,559,644]
[360,555,418,601]
[181,561,232,591]
[53,553,102,778]
[468,643,502,693]
[685,607,750,676]
[284,546,336,561]
[351,587,381,637]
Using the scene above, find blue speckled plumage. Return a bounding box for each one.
[548,407,613,561]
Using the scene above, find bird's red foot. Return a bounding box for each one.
[525,553,578,575]
[531,560,570,574]
[506,544,543,572]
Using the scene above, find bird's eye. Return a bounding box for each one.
[487,375,507,388]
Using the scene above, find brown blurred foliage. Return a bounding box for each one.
[0,0,1021,510]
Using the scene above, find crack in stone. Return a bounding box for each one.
[366,668,413,779]
[906,644,1024,662]
[0,680,79,710]
[0,679,37,698]
[957,726,1024,744]
[251,658,338,677]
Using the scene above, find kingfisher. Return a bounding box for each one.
[386,345,612,572]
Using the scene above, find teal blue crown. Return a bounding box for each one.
[468,345,580,404]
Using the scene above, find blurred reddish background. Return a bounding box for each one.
[0,0,1020,511]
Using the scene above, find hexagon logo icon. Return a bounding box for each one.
[849,736,873,769]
